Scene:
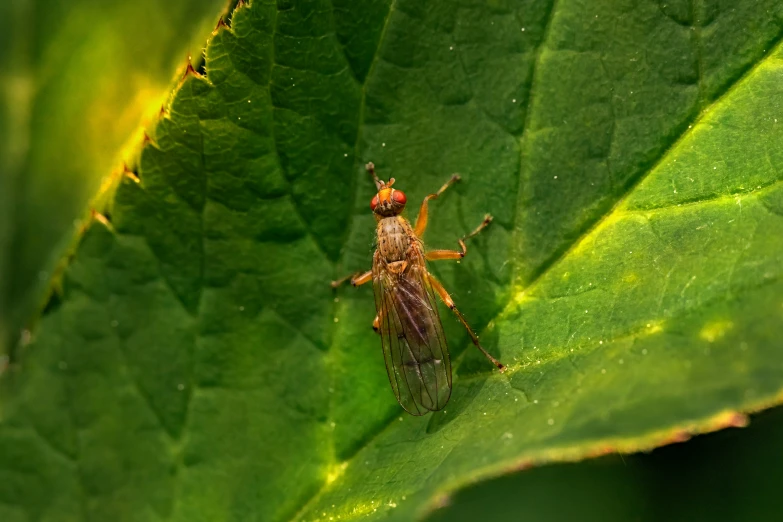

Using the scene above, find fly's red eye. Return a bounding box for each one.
[370,195,380,210]
[392,190,407,205]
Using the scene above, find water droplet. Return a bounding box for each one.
[601,368,606,374]
[110,320,119,328]
[177,383,185,391]
[548,418,554,425]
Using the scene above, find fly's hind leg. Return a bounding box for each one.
[414,174,462,237]
[426,273,505,372]
[425,214,493,261]
[331,269,372,288]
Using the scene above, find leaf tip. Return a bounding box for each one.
[181,55,204,82]
[213,17,229,35]
[122,163,140,184]
[90,209,114,232]
[142,131,156,148]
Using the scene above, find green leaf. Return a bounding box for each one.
[2,1,783,521]
[0,0,230,355]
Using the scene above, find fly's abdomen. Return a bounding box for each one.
[377,217,411,262]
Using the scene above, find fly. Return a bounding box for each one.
[332,162,505,415]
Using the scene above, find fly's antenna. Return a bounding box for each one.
[366,162,395,189]
[366,162,383,190]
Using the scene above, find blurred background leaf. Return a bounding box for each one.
[0,0,231,356]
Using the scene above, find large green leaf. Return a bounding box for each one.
[2,1,783,521]
[0,0,229,356]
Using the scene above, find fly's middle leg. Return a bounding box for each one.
[413,174,461,237]
[331,269,372,288]
[425,214,493,261]
[372,314,381,333]
[426,273,505,372]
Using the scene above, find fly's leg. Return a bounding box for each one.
[331,269,372,288]
[413,174,462,237]
[372,307,389,334]
[425,214,493,261]
[426,273,506,372]
[332,269,380,331]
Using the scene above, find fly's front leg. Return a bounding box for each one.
[426,273,506,372]
[414,174,461,237]
[331,269,372,288]
[425,214,493,261]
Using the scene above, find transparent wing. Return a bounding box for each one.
[372,255,451,415]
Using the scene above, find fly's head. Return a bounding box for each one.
[367,162,407,217]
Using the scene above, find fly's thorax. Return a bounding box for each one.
[376,216,415,263]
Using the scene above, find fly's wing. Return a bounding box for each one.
[373,257,451,415]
